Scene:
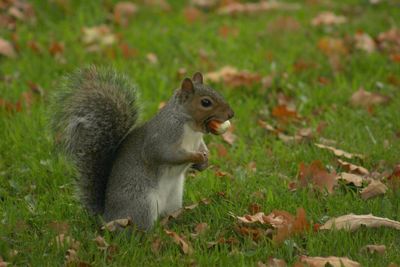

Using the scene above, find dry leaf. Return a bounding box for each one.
[94,236,109,250]
[217,1,300,15]
[191,0,218,10]
[320,214,400,231]
[194,222,209,235]
[82,25,116,52]
[146,53,158,64]
[350,87,390,108]
[114,2,138,26]
[299,255,361,267]
[360,244,386,254]
[160,208,184,225]
[337,159,369,175]
[0,256,9,267]
[248,203,261,214]
[377,28,400,54]
[218,25,239,39]
[55,234,80,250]
[297,161,337,193]
[184,7,203,23]
[48,221,70,234]
[204,66,261,88]
[151,237,162,255]
[354,32,376,53]
[314,143,364,159]
[0,38,16,58]
[164,229,193,255]
[267,16,300,33]
[235,225,266,241]
[337,172,364,187]
[360,180,388,200]
[266,258,287,267]
[222,129,236,145]
[317,37,348,56]
[272,105,299,121]
[101,218,132,231]
[311,12,347,26]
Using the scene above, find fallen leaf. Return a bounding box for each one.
[119,43,138,58]
[266,257,287,267]
[151,237,162,255]
[160,208,184,225]
[194,222,208,235]
[317,37,348,56]
[299,255,361,267]
[235,225,266,241]
[55,234,80,250]
[218,25,239,39]
[0,256,9,267]
[311,11,347,26]
[190,0,218,10]
[222,128,236,145]
[48,41,64,56]
[101,218,132,231]
[248,203,261,214]
[204,66,261,88]
[337,159,369,175]
[114,2,138,26]
[184,7,203,23]
[217,1,300,15]
[350,87,390,108]
[354,32,376,53]
[164,229,193,254]
[272,105,299,121]
[337,172,364,187]
[297,161,337,194]
[320,214,400,231]
[377,28,400,54]
[267,16,300,33]
[146,53,158,64]
[314,143,364,159]
[360,180,388,200]
[0,38,16,58]
[82,25,116,52]
[48,221,70,234]
[360,244,386,255]
[94,236,109,250]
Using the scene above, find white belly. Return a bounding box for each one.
[150,124,204,216]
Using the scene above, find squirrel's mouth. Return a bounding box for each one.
[204,116,226,135]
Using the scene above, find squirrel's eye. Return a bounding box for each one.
[201,98,212,107]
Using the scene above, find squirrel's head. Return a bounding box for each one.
[176,72,234,134]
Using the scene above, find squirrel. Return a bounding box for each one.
[53,66,234,231]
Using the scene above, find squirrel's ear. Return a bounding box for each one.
[181,78,195,95]
[192,72,203,84]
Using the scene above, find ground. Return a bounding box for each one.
[0,0,399,266]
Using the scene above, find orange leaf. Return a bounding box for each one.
[164,229,193,255]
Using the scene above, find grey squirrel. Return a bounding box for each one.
[53,66,234,230]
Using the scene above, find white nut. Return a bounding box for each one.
[216,120,231,135]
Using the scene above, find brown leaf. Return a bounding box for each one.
[337,172,364,187]
[337,159,369,175]
[164,229,193,255]
[377,28,400,54]
[146,53,158,64]
[217,1,300,15]
[314,143,364,159]
[235,225,266,241]
[218,25,239,39]
[350,87,390,108]
[267,16,300,33]
[94,236,109,250]
[311,12,347,26]
[297,161,337,193]
[101,218,132,231]
[273,208,310,243]
[184,7,203,23]
[48,41,64,56]
[194,222,209,235]
[272,105,299,121]
[317,37,348,56]
[204,66,261,88]
[114,2,138,26]
[299,255,361,267]
[151,237,162,255]
[360,180,388,200]
[354,32,376,53]
[320,214,400,231]
[266,257,287,267]
[360,244,386,255]
[82,25,116,52]
[222,129,236,145]
[248,203,261,214]
[160,208,184,225]
[0,38,16,58]
[0,256,9,267]
[119,43,138,58]
[55,234,80,250]
[48,221,70,234]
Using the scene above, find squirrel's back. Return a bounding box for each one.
[52,66,139,214]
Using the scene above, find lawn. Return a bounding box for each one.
[1,0,400,266]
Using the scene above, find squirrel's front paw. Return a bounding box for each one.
[191,156,209,171]
[192,151,208,164]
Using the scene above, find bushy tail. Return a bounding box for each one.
[52,66,138,215]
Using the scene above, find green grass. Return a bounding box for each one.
[1,0,400,266]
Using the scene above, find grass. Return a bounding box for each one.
[1,0,400,266]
